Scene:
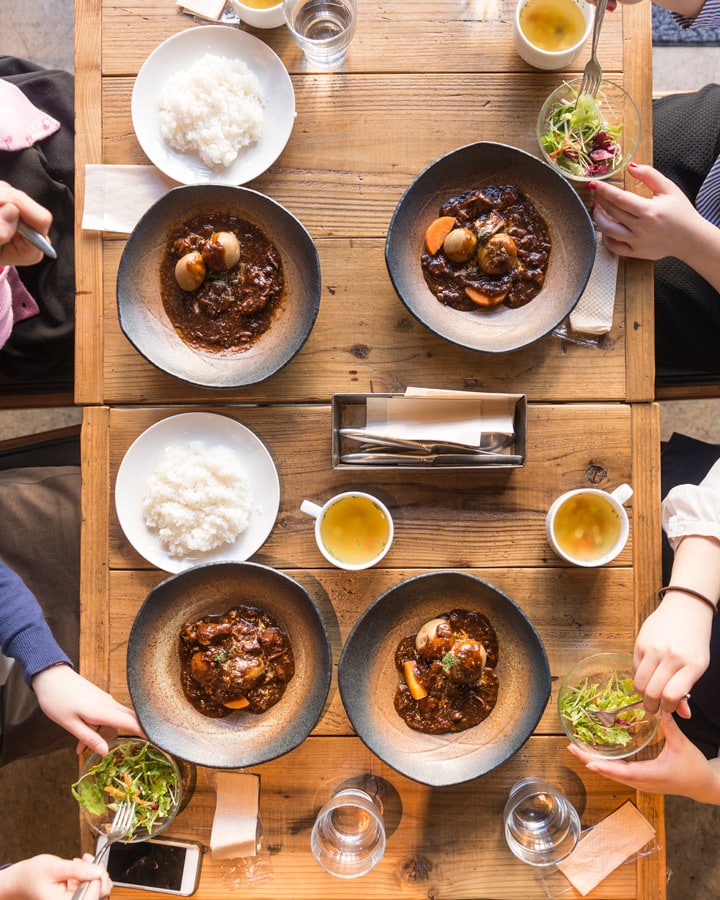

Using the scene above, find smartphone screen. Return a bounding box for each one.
[106,841,189,890]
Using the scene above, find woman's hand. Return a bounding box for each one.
[590,163,704,259]
[31,664,144,755]
[567,712,720,802]
[0,854,112,899]
[591,162,720,292]
[0,182,53,267]
[632,592,713,716]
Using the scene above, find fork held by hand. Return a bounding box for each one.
[578,0,608,98]
[588,698,645,727]
[71,801,136,900]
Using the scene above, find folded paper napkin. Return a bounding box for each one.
[363,386,516,448]
[556,801,656,896]
[82,164,178,233]
[210,772,260,860]
[0,80,61,151]
[178,0,227,20]
[569,232,619,336]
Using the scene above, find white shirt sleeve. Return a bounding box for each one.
[663,457,720,549]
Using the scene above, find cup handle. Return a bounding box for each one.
[301,499,323,519]
[611,483,633,506]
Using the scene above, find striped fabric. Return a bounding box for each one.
[673,0,720,225]
[696,157,720,226]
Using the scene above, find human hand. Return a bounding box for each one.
[31,664,144,755]
[632,591,713,716]
[567,712,720,801]
[0,853,112,899]
[0,181,53,267]
[590,162,707,261]
[587,0,704,13]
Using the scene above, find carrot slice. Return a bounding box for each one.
[403,660,428,701]
[424,216,456,255]
[224,696,250,709]
[465,286,507,308]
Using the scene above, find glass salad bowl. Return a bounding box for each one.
[72,738,182,842]
[537,78,642,182]
[558,652,660,759]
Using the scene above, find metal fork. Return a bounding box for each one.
[577,0,609,99]
[72,801,136,900]
[586,698,645,727]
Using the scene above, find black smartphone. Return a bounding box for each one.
[97,836,203,895]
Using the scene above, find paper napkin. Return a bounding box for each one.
[556,801,656,896]
[82,164,177,233]
[363,387,516,448]
[178,0,227,20]
[569,232,619,335]
[210,772,260,860]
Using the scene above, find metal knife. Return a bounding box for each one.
[339,428,514,455]
[340,451,524,466]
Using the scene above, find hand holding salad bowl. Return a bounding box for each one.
[537,78,641,181]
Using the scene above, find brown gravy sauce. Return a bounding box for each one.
[394,608,499,734]
[179,605,294,718]
[421,185,551,311]
[161,214,284,352]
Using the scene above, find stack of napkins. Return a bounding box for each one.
[363,386,516,448]
[210,772,260,860]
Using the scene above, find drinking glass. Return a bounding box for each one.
[310,788,386,878]
[283,0,357,70]
[503,777,581,866]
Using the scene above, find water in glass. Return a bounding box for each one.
[503,777,581,866]
[310,788,385,878]
[283,0,357,69]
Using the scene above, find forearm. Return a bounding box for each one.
[667,534,720,608]
[686,756,720,803]
[673,215,720,294]
[0,563,71,683]
[653,0,706,18]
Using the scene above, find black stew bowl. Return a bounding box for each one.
[117,184,321,388]
[385,142,595,353]
[127,562,332,769]
[338,571,550,786]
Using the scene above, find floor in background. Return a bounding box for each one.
[2,4,720,898]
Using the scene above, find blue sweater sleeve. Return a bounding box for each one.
[0,560,72,684]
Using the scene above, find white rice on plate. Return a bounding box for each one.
[143,441,251,558]
[158,53,264,169]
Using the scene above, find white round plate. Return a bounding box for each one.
[131,25,295,185]
[115,412,280,573]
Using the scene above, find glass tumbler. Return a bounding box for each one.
[283,0,357,69]
[310,788,386,878]
[503,777,581,866]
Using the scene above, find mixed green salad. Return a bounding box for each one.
[540,88,624,179]
[560,673,647,749]
[72,740,180,840]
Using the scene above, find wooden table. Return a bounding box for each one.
[74,0,665,896]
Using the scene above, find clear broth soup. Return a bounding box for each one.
[553,493,621,562]
[520,0,587,52]
[320,495,390,566]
